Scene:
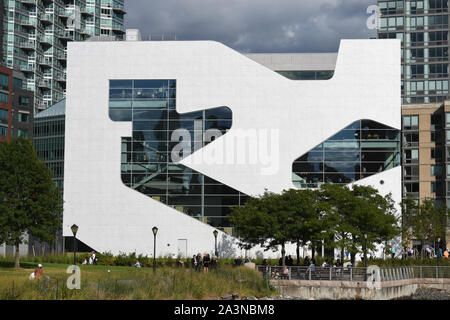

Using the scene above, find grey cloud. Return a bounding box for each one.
[125,0,377,53]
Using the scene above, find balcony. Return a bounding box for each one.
[40,13,53,24]
[38,57,52,67]
[19,18,35,28]
[20,65,34,73]
[112,4,126,14]
[37,79,52,89]
[18,40,35,50]
[40,36,53,46]
[20,0,37,5]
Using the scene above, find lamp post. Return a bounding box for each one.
[213,230,218,257]
[71,224,78,266]
[152,226,158,272]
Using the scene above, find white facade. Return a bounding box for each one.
[63,39,401,259]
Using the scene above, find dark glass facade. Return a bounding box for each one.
[33,115,65,192]
[293,120,401,189]
[276,70,334,80]
[110,80,248,233]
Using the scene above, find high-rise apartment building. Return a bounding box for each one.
[377,1,450,249]
[3,0,126,111]
[377,0,449,104]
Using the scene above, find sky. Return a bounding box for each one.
[124,0,377,53]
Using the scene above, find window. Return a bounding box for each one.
[18,112,29,123]
[17,129,28,138]
[431,165,443,177]
[403,182,419,193]
[0,73,9,91]
[403,132,419,146]
[403,115,419,130]
[0,109,8,125]
[431,147,443,159]
[0,125,7,136]
[19,96,30,107]
[431,182,443,194]
[13,78,23,89]
[0,92,8,104]
[404,165,419,180]
[404,149,419,163]
[446,113,450,127]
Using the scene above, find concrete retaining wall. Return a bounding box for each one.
[271,278,450,300]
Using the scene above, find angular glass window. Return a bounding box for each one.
[292,119,400,189]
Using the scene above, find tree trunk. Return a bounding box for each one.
[350,252,355,266]
[15,243,20,269]
[341,247,345,262]
[312,246,316,260]
[281,243,286,267]
[32,243,36,257]
[296,241,300,266]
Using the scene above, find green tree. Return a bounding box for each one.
[230,190,297,267]
[283,189,330,264]
[347,185,399,265]
[411,199,449,256]
[0,137,63,268]
[400,195,418,254]
[320,184,356,262]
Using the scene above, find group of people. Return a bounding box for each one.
[191,253,218,272]
[81,251,98,265]
[234,257,252,266]
[404,247,450,259]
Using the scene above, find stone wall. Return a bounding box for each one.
[271,278,450,300]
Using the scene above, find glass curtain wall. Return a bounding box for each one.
[292,120,401,189]
[109,79,247,234]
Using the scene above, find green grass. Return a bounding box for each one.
[0,262,276,300]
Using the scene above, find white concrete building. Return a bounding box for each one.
[63,39,401,259]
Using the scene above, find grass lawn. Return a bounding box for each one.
[0,261,275,300]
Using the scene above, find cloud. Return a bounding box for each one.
[124,0,377,53]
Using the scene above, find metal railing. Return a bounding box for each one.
[256,265,450,282]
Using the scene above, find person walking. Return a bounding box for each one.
[91,251,97,265]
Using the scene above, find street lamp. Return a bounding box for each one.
[213,230,218,257]
[152,226,158,272]
[71,224,78,266]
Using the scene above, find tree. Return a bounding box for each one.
[400,195,418,254]
[283,189,330,264]
[320,184,399,265]
[409,199,449,256]
[0,137,63,268]
[230,190,296,267]
[347,185,399,265]
[319,184,356,262]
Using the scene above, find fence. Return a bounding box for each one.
[256,265,450,282]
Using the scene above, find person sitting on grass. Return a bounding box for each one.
[133,260,141,268]
[29,264,43,280]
